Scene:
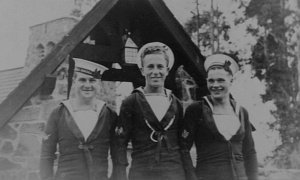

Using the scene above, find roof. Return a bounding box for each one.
[0,0,207,129]
[29,17,80,29]
[0,67,24,104]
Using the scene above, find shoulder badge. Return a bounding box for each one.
[115,126,124,135]
[42,133,51,141]
[182,130,189,139]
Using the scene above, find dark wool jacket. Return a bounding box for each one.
[40,102,118,180]
[113,88,195,180]
[180,96,258,180]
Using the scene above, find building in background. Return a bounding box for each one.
[0,17,117,180]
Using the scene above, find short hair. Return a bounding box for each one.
[140,46,169,67]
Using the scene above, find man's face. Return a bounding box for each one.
[140,54,169,89]
[73,73,101,101]
[207,67,232,100]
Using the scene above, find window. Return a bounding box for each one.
[46,42,55,55]
[36,44,45,59]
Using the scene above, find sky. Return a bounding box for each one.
[0,0,194,71]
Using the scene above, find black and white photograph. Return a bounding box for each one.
[0,0,299,179]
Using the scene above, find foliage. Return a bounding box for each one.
[245,0,300,169]
[184,0,256,60]
[184,2,230,55]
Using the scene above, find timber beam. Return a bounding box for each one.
[71,44,122,63]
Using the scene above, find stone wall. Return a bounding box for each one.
[0,99,58,180]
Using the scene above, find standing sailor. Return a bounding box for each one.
[180,54,258,180]
[40,58,118,180]
[114,42,196,180]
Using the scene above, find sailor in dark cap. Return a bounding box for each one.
[180,54,258,180]
[40,58,118,180]
[114,42,196,180]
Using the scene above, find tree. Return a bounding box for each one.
[245,0,300,169]
[185,0,228,55]
[184,0,255,60]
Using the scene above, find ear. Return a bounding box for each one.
[227,74,233,83]
[140,68,145,76]
[166,67,170,76]
[229,78,234,86]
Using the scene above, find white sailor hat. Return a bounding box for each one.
[73,58,108,79]
[136,42,174,69]
[204,54,239,75]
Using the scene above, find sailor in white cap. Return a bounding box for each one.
[40,58,118,180]
[136,42,174,70]
[114,42,195,180]
[204,54,239,76]
[180,54,258,180]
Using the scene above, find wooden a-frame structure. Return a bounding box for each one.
[0,0,207,129]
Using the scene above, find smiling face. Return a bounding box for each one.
[73,72,101,101]
[207,66,233,100]
[140,53,169,93]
